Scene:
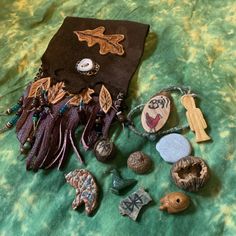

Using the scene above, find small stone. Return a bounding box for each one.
[119,188,152,221]
[94,138,114,162]
[171,156,210,192]
[23,141,32,150]
[156,133,191,163]
[110,169,137,195]
[159,192,190,214]
[127,151,152,174]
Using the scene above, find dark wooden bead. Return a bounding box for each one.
[94,138,114,162]
[117,111,126,123]
[20,147,28,154]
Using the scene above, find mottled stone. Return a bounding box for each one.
[156,133,191,163]
[119,188,152,221]
[159,192,190,214]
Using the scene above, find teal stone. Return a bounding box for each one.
[156,133,191,163]
[110,169,137,195]
[23,141,32,150]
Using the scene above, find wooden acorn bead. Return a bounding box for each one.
[171,156,210,192]
[159,192,190,214]
[127,151,152,174]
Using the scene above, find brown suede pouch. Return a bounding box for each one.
[41,17,149,98]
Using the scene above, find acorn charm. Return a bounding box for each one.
[127,151,152,174]
[159,192,190,214]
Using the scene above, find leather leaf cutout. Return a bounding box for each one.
[74,26,125,56]
[48,82,66,104]
[69,88,95,106]
[81,88,95,104]
[99,85,112,113]
[28,77,51,98]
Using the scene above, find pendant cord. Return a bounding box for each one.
[126,86,192,141]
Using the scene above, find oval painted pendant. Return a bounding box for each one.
[141,94,171,133]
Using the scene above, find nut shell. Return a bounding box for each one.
[171,156,210,192]
[127,151,152,174]
[159,192,190,214]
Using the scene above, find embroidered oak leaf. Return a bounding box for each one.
[48,82,66,104]
[69,88,94,106]
[99,85,112,113]
[28,77,51,98]
[74,26,125,56]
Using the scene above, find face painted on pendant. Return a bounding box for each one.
[141,94,171,133]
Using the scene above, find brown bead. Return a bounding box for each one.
[171,156,210,192]
[127,151,152,174]
[159,192,190,214]
[116,111,126,123]
[20,147,28,155]
[94,138,114,162]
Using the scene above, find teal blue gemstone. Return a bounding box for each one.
[23,141,32,150]
[156,133,192,163]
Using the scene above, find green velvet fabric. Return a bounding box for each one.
[0,0,235,235]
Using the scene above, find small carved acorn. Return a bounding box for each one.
[127,151,152,174]
[171,156,210,192]
[159,192,190,214]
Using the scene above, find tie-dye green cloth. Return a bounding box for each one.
[0,0,235,235]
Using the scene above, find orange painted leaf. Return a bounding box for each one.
[69,88,95,106]
[28,77,51,98]
[74,26,125,56]
[48,82,66,104]
[99,85,112,113]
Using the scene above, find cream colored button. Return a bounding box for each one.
[76,58,94,72]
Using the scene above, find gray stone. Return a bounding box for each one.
[156,133,191,163]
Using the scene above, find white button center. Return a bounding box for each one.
[76,58,94,72]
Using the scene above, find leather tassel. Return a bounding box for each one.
[81,105,100,150]
[69,131,83,163]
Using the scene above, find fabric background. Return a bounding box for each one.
[0,0,235,236]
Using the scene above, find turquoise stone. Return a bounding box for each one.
[23,141,32,150]
[156,133,191,163]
